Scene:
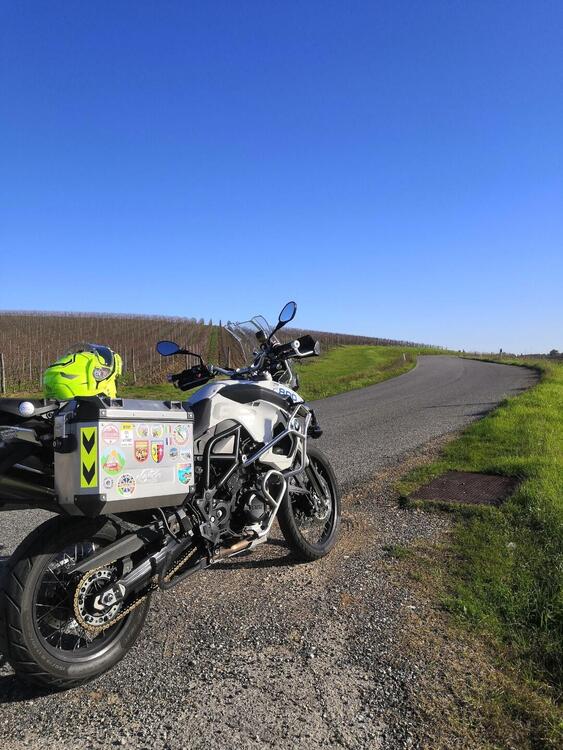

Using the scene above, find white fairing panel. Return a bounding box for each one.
[189,379,303,408]
[263,381,303,405]
[187,379,304,471]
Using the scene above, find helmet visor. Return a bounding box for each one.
[64,343,115,371]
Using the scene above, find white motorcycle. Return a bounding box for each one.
[0,301,340,689]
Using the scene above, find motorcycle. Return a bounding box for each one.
[0,302,340,689]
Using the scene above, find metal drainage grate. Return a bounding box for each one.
[412,471,518,506]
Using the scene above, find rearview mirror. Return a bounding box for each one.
[270,301,297,339]
[156,340,180,356]
[278,301,297,325]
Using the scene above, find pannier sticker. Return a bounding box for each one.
[151,441,164,464]
[101,424,119,445]
[151,424,164,439]
[134,440,149,463]
[173,424,189,445]
[169,446,178,460]
[137,468,163,484]
[102,450,125,476]
[103,477,114,489]
[80,427,98,488]
[120,423,134,447]
[177,463,192,485]
[136,424,149,438]
[117,473,136,496]
[179,449,192,461]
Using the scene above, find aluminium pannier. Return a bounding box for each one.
[54,397,194,517]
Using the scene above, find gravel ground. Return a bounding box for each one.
[0,442,454,750]
[0,357,537,749]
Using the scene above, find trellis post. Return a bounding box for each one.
[0,353,5,394]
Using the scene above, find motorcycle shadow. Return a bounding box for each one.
[0,674,53,704]
[0,542,300,702]
[212,538,300,571]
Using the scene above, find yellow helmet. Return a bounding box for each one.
[43,343,123,400]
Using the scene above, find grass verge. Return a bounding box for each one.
[398,357,562,746]
[293,344,443,400]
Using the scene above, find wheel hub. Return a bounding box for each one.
[74,568,122,630]
[313,493,331,520]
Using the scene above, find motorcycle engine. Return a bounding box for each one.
[239,491,268,523]
[196,471,270,543]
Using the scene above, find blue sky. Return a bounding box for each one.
[1,1,561,353]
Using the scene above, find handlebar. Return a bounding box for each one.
[212,364,257,376]
[272,334,320,360]
[168,334,320,391]
[168,363,213,390]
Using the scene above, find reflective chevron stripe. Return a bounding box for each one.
[80,427,98,488]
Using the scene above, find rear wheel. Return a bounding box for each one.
[277,446,341,561]
[0,516,150,690]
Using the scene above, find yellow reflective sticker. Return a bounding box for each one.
[80,426,98,488]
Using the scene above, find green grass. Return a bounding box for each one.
[294,344,443,400]
[382,543,412,559]
[398,357,563,739]
[117,383,185,400]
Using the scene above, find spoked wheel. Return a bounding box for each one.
[34,541,124,657]
[277,446,341,561]
[0,517,150,690]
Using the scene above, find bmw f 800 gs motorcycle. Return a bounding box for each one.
[0,302,340,689]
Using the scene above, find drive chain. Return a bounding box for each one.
[72,547,201,636]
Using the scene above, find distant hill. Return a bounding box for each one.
[0,310,435,392]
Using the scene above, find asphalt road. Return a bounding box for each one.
[313,355,537,491]
[0,356,538,749]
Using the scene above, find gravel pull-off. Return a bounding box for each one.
[1,441,454,750]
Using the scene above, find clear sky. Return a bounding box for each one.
[1,2,561,353]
